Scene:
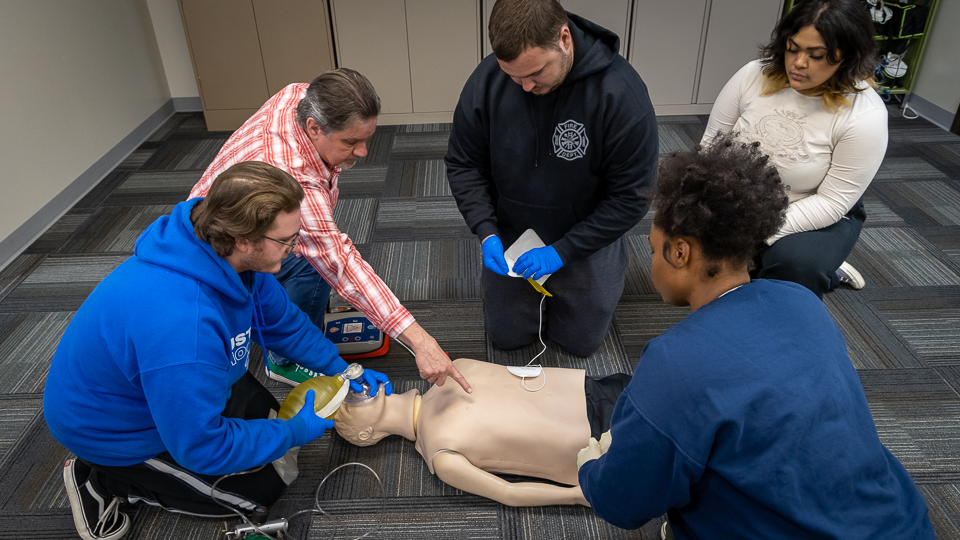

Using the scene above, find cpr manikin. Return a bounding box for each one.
[332,358,598,506]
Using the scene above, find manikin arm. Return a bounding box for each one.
[433,452,588,507]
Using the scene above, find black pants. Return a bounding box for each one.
[482,238,628,357]
[85,372,289,517]
[753,198,866,299]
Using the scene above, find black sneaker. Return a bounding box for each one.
[63,459,130,540]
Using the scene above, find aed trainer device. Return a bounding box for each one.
[323,311,389,359]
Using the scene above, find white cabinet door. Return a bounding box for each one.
[407,0,481,113]
[629,0,708,106]
[696,0,783,104]
[331,0,413,114]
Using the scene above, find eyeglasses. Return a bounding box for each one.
[263,234,299,249]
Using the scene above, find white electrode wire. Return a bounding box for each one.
[209,464,279,540]
[211,461,386,540]
[397,338,416,358]
[521,295,547,392]
[285,461,387,540]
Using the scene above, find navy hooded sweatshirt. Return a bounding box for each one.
[43,199,348,475]
[445,14,657,262]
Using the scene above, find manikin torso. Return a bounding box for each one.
[415,358,590,486]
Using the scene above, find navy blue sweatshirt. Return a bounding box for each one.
[445,14,657,262]
[578,280,934,539]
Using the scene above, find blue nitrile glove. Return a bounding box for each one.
[293,389,336,444]
[352,368,393,396]
[513,245,563,280]
[481,235,510,276]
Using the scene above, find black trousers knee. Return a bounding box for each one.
[482,238,627,357]
[753,198,866,299]
[87,372,289,517]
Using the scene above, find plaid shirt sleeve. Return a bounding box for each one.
[190,84,415,338]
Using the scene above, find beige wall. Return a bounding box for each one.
[912,0,960,116]
[146,0,200,98]
[0,0,170,247]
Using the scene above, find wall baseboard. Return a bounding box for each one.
[905,94,957,132]
[172,96,202,112]
[0,98,178,271]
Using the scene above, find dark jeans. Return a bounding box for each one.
[753,198,866,299]
[482,238,628,357]
[87,373,289,516]
[270,253,332,365]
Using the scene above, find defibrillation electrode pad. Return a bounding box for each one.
[503,229,552,286]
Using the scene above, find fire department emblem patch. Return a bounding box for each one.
[552,120,589,161]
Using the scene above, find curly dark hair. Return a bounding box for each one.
[654,132,788,268]
[761,0,877,98]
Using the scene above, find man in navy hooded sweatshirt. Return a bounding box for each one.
[446,0,657,357]
[44,161,390,540]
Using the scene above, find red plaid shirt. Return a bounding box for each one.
[190,84,414,337]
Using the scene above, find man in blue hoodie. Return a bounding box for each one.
[445,0,658,357]
[44,161,390,540]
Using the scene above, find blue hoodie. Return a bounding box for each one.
[44,199,347,475]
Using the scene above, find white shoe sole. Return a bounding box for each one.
[839,261,866,290]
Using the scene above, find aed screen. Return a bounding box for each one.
[343,322,363,334]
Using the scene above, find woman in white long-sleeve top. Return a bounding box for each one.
[701,0,886,298]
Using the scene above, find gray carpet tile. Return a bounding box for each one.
[915,142,960,178]
[57,205,175,254]
[397,123,453,133]
[936,365,960,398]
[412,159,453,197]
[0,399,41,469]
[332,198,378,245]
[859,369,960,482]
[391,131,451,159]
[921,227,960,266]
[117,147,159,169]
[823,289,925,370]
[876,180,960,227]
[888,121,960,145]
[613,299,689,362]
[0,414,71,511]
[71,169,134,211]
[355,127,396,166]
[863,192,907,228]
[500,505,655,540]
[0,255,128,313]
[140,138,226,171]
[367,239,482,300]
[24,211,94,254]
[0,254,44,304]
[657,123,701,154]
[917,483,960,540]
[336,165,388,198]
[848,228,960,287]
[0,312,72,394]
[102,171,201,206]
[623,236,658,295]
[872,156,950,182]
[145,114,191,143]
[883,307,960,364]
[374,198,472,242]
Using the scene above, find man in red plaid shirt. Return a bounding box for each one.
[190,69,471,394]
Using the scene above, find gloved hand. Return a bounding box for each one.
[481,235,510,276]
[293,389,335,443]
[512,245,563,280]
[599,430,612,454]
[577,437,602,469]
[353,368,393,396]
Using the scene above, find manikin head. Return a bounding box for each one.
[190,161,304,273]
[295,68,381,169]
[488,0,574,95]
[335,385,419,447]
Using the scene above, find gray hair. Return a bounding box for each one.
[295,68,381,135]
